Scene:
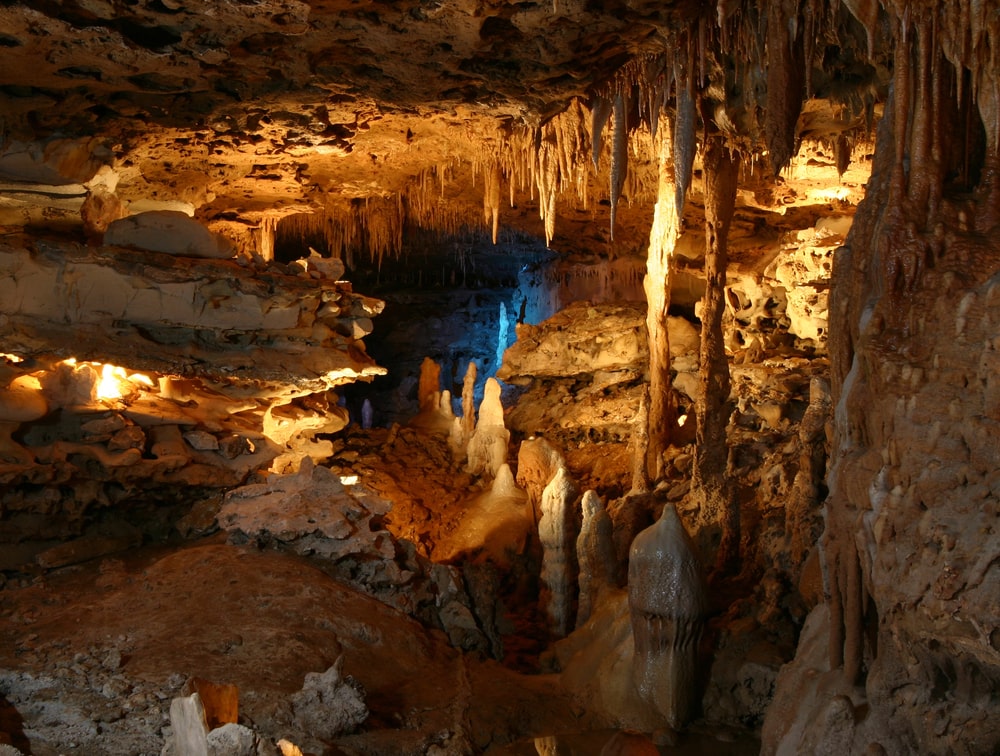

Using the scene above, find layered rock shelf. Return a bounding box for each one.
[0,236,384,393]
[0,235,385,560]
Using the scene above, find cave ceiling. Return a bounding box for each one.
[0,0,892,260]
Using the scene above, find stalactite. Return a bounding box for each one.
[610,92,628,241]
[834,135,852,177]
[826,532,845,670]
[764,0,806,175]
[536,131,560,247]
[591,95,613,169]
[841,0,879,59]
[483,160,501,244]
[891,13,913,204]
[908,13,935,215]
[802,0,823,98]
[844,537,865,685]
[673,58,697,213]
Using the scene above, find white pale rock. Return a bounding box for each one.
[628,504,707,730]
[290,248,346,280]
[105,210,236,259]
[151,424,189,461]
[0,137,110,185]
[0,376,48,423]
[206,722,256,756]
[168,693,210,756]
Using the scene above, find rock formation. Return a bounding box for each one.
[515,436,568,527]
[465,377,510,479]
[289,658,368,743]
[575,490,617,629]
[627,504,707,730]
[539,465,581,638]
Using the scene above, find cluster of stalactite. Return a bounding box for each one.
[263,0,899,272]
[269,172,482,270]
[479,99,660,247]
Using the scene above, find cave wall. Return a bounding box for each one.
[766,6,1000,752]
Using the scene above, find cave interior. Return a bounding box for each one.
[0,1,998,755]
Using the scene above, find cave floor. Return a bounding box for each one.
[0,425,763,755]
[0,537,759,755]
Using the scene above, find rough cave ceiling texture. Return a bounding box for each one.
[0,0,886,258]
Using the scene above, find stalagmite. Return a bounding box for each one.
[628,503,707,730]
[417,357,442,413]
[629,387,650,495]
[575,490,616,629]
[257,216,278,262]
[516,436,566,521]
[539,465,579,637]
[466,377,509,478]
[461,361,477,438]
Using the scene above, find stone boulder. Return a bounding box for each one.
[289,659,368,741]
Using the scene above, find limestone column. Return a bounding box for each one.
[642,129,681,480]
[693,136,740,572]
